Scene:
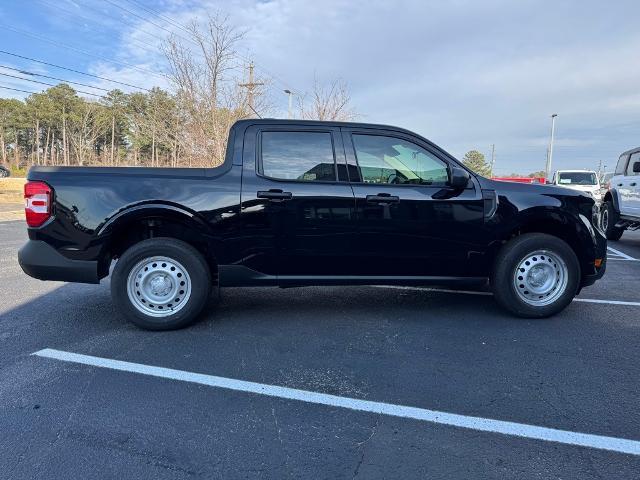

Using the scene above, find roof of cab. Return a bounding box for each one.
[620,146,640,156]
[229,118,464,166]
[232,118,419,133]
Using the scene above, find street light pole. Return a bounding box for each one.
[545,114,558,181]
[284,89,293,119]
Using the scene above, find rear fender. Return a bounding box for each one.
[96,202,211,238]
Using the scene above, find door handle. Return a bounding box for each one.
[366,194,400,204]
[257,190,292,201]
[631,182,637,187]
[617,183,624,187]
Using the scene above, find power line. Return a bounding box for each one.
[0,64,110,92]
[0,50,150,91]
[37,0,168,59]
[0,23,166,80]
[0,72,104,98]
[102,0,197,47]
[0,84,39,95]
[123,0,193,35]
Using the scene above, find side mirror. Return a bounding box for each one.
[450,166,471,189]
[633,161,640,173]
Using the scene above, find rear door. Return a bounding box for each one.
[342,128,486,278]
[240,124,357,277]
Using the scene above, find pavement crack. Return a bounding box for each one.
[271,405,292,477]
[353,417,380,478]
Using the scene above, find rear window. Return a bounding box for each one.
[628,152,640,176]
[615,154,629,175]
[260,131,336,182]
[557,172,597,185]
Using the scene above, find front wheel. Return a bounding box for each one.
[601,201,624,241]
[111,237,212,330]
[491,233,580,318]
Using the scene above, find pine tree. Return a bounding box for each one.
[462,150,491,177]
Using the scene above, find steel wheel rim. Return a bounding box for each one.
[513,250,568,306]
[126,256,192,317]
[601,208,609,231]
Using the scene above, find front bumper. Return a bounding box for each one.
[580,257,606,288]
[18,240,100,284]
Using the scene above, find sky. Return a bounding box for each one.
[0,0,639,175]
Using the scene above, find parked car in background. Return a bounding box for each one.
[600,171,614,186]
[18,119,606,330]
[551,170,602,203]
[599,171,614,198]
[601,148,640,240]
[0,166,10,177]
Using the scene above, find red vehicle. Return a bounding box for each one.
[492,176,547,184]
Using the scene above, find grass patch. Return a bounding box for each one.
[0,177,26,204]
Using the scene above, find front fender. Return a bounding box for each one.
[605,189,621,213]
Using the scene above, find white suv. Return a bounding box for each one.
[601,147,640,240]
[551,170,602,203]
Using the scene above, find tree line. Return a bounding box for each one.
[0,14,356,172]
[0,85,193,170]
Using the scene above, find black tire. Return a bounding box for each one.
[491,233,580,318]
[601,201,624,241]
[111,237,212,330]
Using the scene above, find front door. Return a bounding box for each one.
[621,151,640,216]
[342,128,486,278]
[240,125,357,278]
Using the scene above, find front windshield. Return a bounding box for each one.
[558,172,597,185]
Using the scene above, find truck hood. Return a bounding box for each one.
[558,184,600,195]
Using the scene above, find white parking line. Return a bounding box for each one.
[374,286,640,307]
[607,246,637,261]
[32,348,640,456]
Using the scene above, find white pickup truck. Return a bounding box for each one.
[550,170,602,203]
[601,148,640,240]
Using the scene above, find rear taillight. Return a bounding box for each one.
[24,181,52,227]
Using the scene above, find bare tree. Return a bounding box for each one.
[162,13,268,166]
[67,101,108,166]
[297,77,357,121]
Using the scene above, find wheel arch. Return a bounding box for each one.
[497,208,594,275]
[603,189,621,213]
[97,203,219,282]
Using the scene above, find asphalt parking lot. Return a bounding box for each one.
[1,219,640,479]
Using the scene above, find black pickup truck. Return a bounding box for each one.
[19,119,606,330]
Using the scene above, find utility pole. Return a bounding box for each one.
[489,144,496,177]
[284,89,293,119]
[238,62,264,116]
[545,114,558,181]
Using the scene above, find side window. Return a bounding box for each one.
[260,131,336,182]
[352,134,449,186]
[615,154,629,175]
[627,152,640,176]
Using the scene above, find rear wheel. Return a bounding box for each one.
[601,201,624,241]
[491,233,580,318]
[111,237,211,330]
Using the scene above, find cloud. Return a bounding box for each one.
[56,0,640,172]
